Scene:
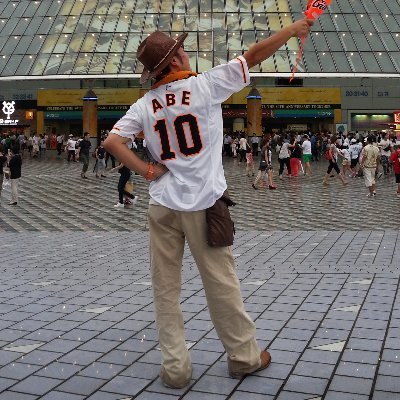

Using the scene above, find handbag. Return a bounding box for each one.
[205,190,236,247]
[3,166,10,179]
[124,181,134,194]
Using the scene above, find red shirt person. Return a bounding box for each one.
[389,147,400,196]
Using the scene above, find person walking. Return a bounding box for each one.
[323,136,348,186]
[66,134,77,162]
[27,136,33,158]
[251,134,260,156]
[289,137,302,177]
[8,146,22,205]
[111,161,139,208]
[360,135,380,197]
[338,146,351,177]
[379,132,392,176]
[104,19,312,388]
[32,133,40,158]
[0,145,7,204]
[245,146,255,177]
[78,132,91,179]
[56,134,64,157]
[253,142,276,190]
[349,138,360,177]
[238,133,248,163]
[40,135,47,159]
[302,134,312,175]
[94,139,107,178]
[277,137,291,179]
[390,143,400,197]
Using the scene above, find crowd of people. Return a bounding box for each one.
[223,129,400,197]
[0,130,140,208]
[1,128,400,209]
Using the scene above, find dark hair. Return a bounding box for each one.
[12,146,19,154]
[154,51,183,82]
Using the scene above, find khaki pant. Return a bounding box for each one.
[148,204,261,386]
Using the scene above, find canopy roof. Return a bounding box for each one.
[0,0,399,80]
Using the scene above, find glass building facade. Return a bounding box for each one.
[0,0,399,80]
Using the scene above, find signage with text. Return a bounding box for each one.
[261,104,339,110]
[39,105,131,112]
[1,101,19,125]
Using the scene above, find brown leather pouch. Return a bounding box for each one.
[206,190,236,247]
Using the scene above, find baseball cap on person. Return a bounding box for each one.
[137,31,188,84]
[351,138,356,143]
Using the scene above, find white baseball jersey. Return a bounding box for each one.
[110,55,250,211]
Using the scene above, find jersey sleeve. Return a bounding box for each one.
[201,56,250,104]
[109,103,143,140]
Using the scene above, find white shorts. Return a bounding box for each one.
[363,167,376,187]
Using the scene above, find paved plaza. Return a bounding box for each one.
[0,155,400,399]
[0,155,399,232]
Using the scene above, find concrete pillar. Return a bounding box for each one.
[233,118,245,132]
[83,89,98,139]
[246,86,262,136]
[36,111,44,136]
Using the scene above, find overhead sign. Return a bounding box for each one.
[1,101,19,125]
[394,111,400,124]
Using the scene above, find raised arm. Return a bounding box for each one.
[243,19,313,69]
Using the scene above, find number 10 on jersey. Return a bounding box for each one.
[154,113,203,160]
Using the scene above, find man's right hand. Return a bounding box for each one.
[243,18,314,69]
[152,163,169,180]
[292,18,314,39]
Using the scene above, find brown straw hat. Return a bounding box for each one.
[137,31,188,84]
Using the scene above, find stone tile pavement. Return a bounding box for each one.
[0,155,400,399]
[0,231,400,399]
[0,155,399,231]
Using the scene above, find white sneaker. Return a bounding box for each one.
[114,202,124,208]
[131,195,139,205]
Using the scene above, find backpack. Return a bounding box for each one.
[324,149,332,161]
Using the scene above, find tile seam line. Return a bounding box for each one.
[368,272,400,396]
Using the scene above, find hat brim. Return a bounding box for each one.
[139,32,188,84]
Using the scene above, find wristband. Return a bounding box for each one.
[145,163,154,181]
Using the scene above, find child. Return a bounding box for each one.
[245,146,255,177]
[338,147,351,177]
[389,144,400,197]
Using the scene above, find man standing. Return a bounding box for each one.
[105,19,312,388]
[56,134,64,157]
[223,133,232,156]
[302,134,312,175]
[8,146,22,205]
[360,135,380,197]
[379,132,392,176]
[251,133,260,156]
[79,132,91,179]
